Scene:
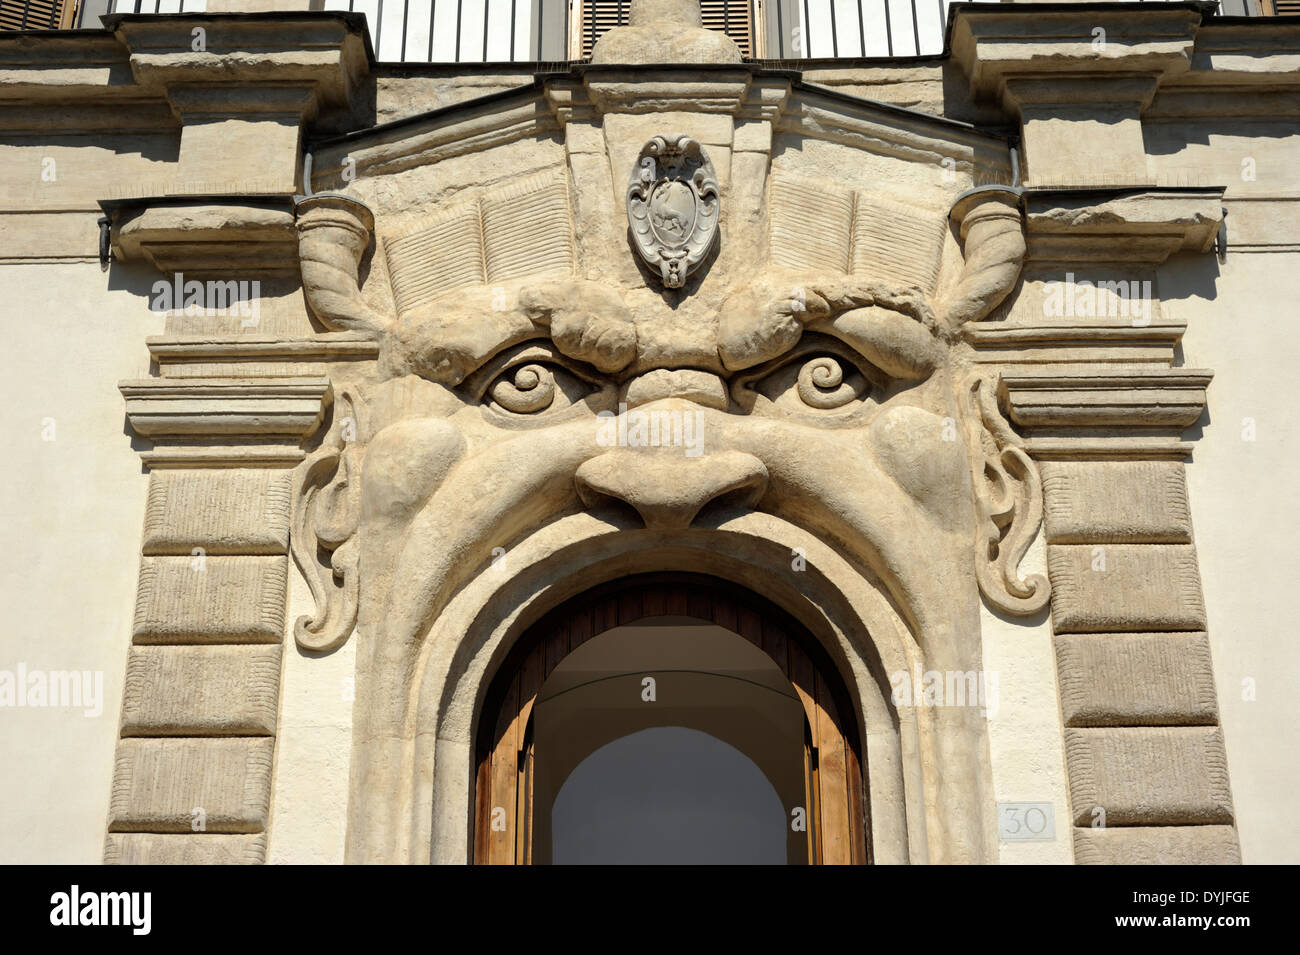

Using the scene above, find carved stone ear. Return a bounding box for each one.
[291,388,365,651]
[962,374,1050,616]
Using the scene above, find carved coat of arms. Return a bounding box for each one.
[627,135,719,288]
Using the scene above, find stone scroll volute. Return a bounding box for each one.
[291,387,366,652]
[962,374,1050,616]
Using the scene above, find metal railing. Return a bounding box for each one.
[322,0,567,62]
[1,0,1271,61]
[322,0,1267,64]
[777,0,949,57]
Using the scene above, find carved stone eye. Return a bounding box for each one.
[796,356,861,410]
[490,363,557,414]
[482,355,607,419]
[737,346,874,416]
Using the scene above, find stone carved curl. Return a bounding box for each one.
[962,374,1050,616]
[717,275,944,375]
[291,387,366,651]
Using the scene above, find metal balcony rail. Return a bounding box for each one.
[0,0,1275,62]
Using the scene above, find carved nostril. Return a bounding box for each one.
[574,450,768,530]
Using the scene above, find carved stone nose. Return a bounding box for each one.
[575,449,769,529]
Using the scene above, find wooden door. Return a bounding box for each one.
[474,573,868,864]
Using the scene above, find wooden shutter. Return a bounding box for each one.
[579,0,753,59]
[1268,0,1300,13]
[699,0,753,58]
[580,0,631,59]
[0,0,76,30]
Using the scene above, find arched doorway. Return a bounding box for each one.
[474,573,869,864]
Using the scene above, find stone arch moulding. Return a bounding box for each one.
[338,515,1000,866]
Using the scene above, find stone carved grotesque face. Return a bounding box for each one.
[292,172,1047,863]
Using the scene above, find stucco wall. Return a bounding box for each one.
[266,564,354,864]
[980,531,1074,864]
[1167,238,1300,865]
[0,261,164,863]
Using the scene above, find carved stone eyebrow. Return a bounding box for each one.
[716,189,1025,376]
[297,193,637,386]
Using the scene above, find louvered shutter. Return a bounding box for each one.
[0,0,76,30]
[580,0,631,59]
[699,0,752,57]
[580,0,753,59]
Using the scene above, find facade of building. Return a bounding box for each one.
[0,0,1297,864]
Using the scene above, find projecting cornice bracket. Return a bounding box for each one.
[998,368,1213,460]
[120,377,333,469]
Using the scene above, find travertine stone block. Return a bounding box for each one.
[852,193,946,293]
[384,172,573,315]
[1047,544,1206,632]
[1065,727,1233,826]
[1056,632,1218,727]
[733,119,772,153]
[481,174,574,281]
[133,556,287,644]
[1073,826,1240,865]
[104,832,268,865]
[142,470,292,555]
[769,175,854,272]
[1040,461,1193,544]
[121,645,282,736]
[385,202,484,312]
[1055,634,1216,722]
[108,738,275,833]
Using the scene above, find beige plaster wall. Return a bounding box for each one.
[0,261,164,863]
[1166,239,1300,865]
[979,531,1074,864]
[266,563,355,864]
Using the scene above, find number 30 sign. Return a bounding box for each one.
[997,802,1057,841]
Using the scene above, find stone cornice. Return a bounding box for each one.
[777,83,1013,174]
[1185,20,1300,84]
[950,3,1203,112]
[1023,187,1225,265]
[310,67,1014,189]
[120,376,332,469]
[0,33,136,101]
[147,333,380,372]
[998,368,1212,459]
[309,82,558,187]
[947,3,1300,120]
[104,13,371,118]
[965,322,1187,367]
[0,13,372,135]
[107,197,299,276]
